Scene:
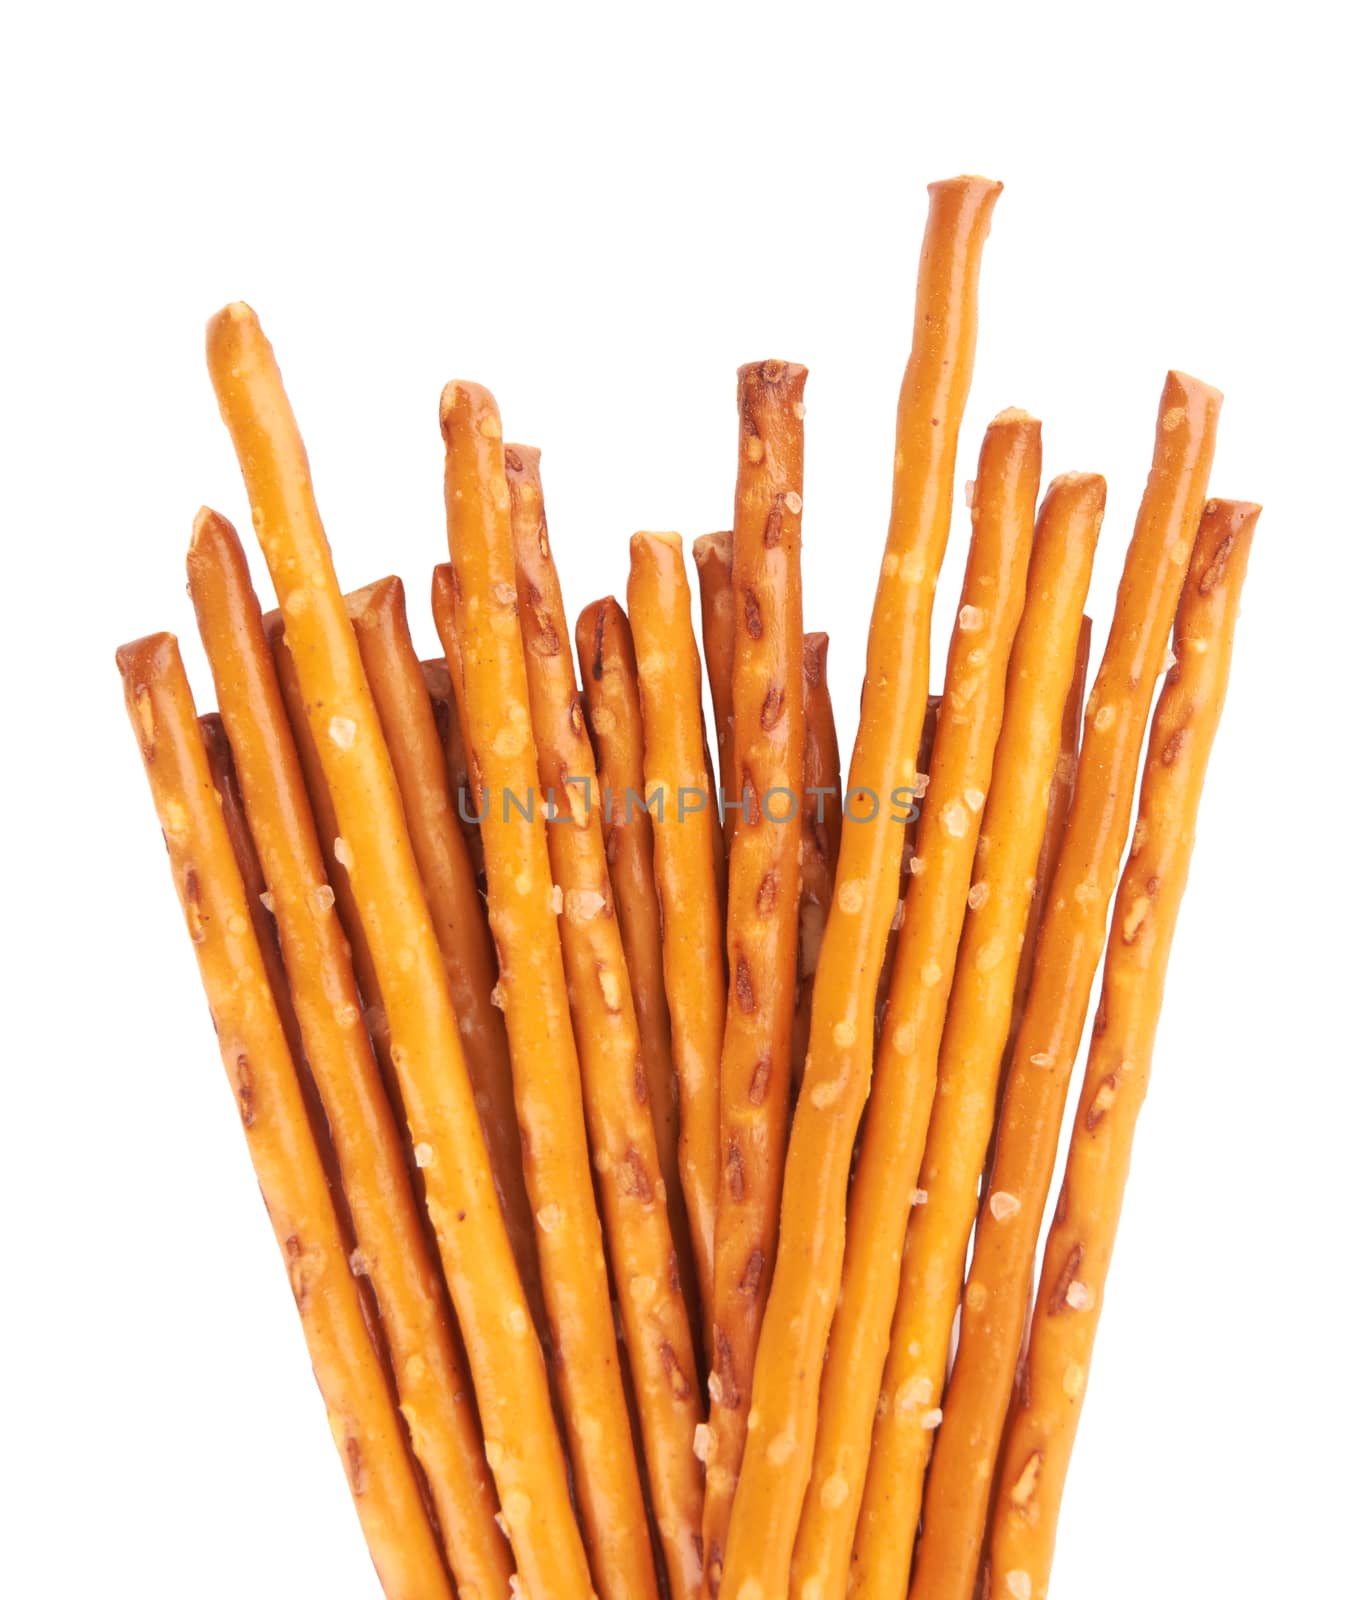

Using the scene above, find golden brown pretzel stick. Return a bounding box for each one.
[986,499,1258,1600]
[981,618,1092,1189]
[627,530,728,1338]
[117,634,454,1600]
[909,371,1222,1600]
[575,595,699,1349]
[439,382,658,1600]
[187,514,515,1597]
[199,713,303,1063]
[791,409,1042,1599]
[420,655,486,880]
[874,693,942,1040]
[345,574,543,1332]
[791,632,842,1093]
[206,306,592,1600]
[702,361,809,1593]
[847,474,1105,1600]
[718,176,1002,1600]
[694,530,738,836]
[506,445,705,1600]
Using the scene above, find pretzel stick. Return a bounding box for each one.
[847,473,1105,1600]
[504,445,705,1600]
[791,409,1042,1599]
[440,383,658,1600]
[694,530,738,839]
[420,655,486,881]
[199,713,303,1065]
[982,619,1092,1187]
[575,595,699,1348]
[717,175,1002,1600]
[700,360,808,1593]
[986,498,1258,1600]
[117,634,455,1600]
[206,307,592,1600]
[344,574,542,1332]
[875,693,942,1040]
[187,515,515,1596]
[909,370,1222,1600]
[791,631,842,1093]
[627,530,728,1338]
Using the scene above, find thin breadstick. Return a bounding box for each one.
[874,692,941,1040]
[439,382,658,1600]
[981,618,1091,1189]
[199,712,303,1065]
[791,631,842,1093]
[694,530,738,840]
[791,409,1042,1599]
[627,530,728,1337]
[420,655,486,880]
[345,574,542,1333]
[847,473,1105,1600]
[986,498,1259,1600]
[717,175,1002,1600]
[206,305,592,1600]
[117,633,455,1600]
[909,370,1222,1600]
[505,445,705,1600]
[575,595,699,1347]
[702,360,808,1593]
[187,514,514,1597]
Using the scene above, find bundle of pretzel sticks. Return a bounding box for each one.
[116,173,1257,1600]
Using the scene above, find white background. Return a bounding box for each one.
[3,2,1365,1594]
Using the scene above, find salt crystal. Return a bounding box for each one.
[919,1408,943,1430]
[310,884,335,915]
[967,882,989,911]
[328,716,356,750]
[784,491,803,515]
[988,1191,1021,1222]
[959,604,984,633]
[333,837,354,870]
[1065,1280,1094,1311]
[413,1142,433,1168]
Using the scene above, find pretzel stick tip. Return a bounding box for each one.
[986,497,1258,1600]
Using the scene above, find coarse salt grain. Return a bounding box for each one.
[310,884,335,914]
[328,716,356,750]
[919,1408,943,1430]
[1005,1571,1033,1600]
[967,881,989,910]
[989,1191,1021,1221]
[1065,1280,1094,1311]
[413,1143,433,1168]
[959,604,985,633]
[333,837,354,870]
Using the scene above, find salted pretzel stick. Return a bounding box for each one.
[206,306,592,1600]
[986,499,1258,1600]
[117,634,454,1600]
[875,693,941,1040]
[420,655,486,879]
[791,409,1042,1600]
[440,383,657,1600]
[694,530,737,834]
[187,514,514,1596]
[791,632,842,1093]
[628,530,728,1338]
[909,371,1222,1600]
[718,176,1002,1600]
[981,619,1092,1189]
[701,361,808,1593]
[505,445,704,1600]
[199,713,303,1061]
[847,474,1105,1600]
[575,595,698,1343]
[345,575,542,1329]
